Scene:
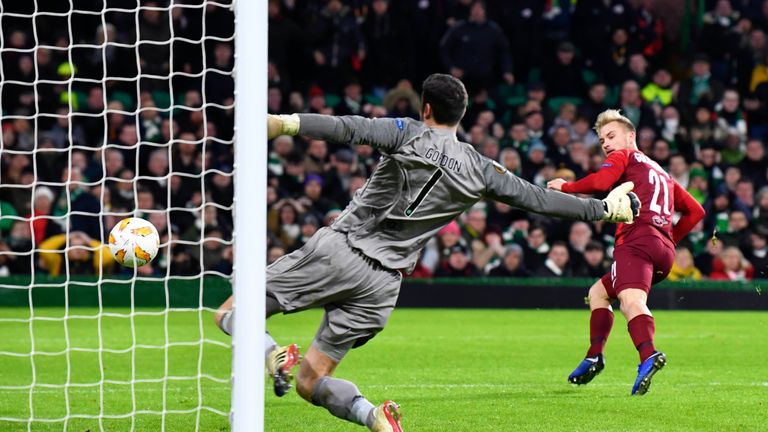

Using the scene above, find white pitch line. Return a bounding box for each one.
[2,382,766,393]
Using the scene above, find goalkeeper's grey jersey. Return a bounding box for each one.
[297,114,604,273]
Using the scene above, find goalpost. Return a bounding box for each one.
[0,0,264,430]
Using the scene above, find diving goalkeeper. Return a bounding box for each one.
[217,74,640,431]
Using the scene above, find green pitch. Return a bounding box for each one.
[1,308,766,431]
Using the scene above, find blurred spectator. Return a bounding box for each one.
[268,0,305,87]
[298,174,337,222]
[741,138,768,188]
[382,80,421,119]
[710,246,754,281]
[308,0,365,91]
[567,221,593,269]
[747,227,768,278]
[667,247,703,281]
[39,231,113,277]
[580,81,610,123]
[601,27,635,85]
[439,1,514,93]
[572,115,600,149]
[522,225,550,271]
[324,148,358,206]
[542,41,587,99]
[188,226,232,273]
[714,89,748,151]
[669,154,690,188]
[0,221,34,276]
[677,54,725,121]
[546,125,575,169]
[361,0,404,89]
[488,243,530,277]
[434,243,480,277]
[719,209,752,250]
[423,220,464,274]
[700,0,742,82]
[29,187,57,246]
[267,198,305,251]
[303,139,329,175]
[572,0,634,69]
[267,245,286,265]
[642,68,674,109]
[335,80,366,116]
[138,2,171,76]
[618,80,656,130]
[534,241,572,277]
[573,240,610,278]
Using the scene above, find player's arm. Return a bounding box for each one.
[268,113,411,153]
[671,180,706,243]
[483,160,638,223]
[551,150,629,194]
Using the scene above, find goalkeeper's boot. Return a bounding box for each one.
[568,353,605,385]
[631,351,666,396]
[369,400,402,432]
[266,343,300,397]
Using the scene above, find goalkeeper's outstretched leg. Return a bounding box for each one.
[215,295,301,397]
[296,345,402,432]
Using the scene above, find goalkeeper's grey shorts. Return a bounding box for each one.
[267,227,402,362]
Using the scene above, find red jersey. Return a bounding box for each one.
[562,149,705,247]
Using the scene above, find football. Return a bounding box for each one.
[108,217,160,267]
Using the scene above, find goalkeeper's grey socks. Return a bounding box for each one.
[311,376,375,426]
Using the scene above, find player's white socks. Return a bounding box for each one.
[218,309,233,335]
[264,332,278,357]
[312,376,375,427]
[217,309,278,357]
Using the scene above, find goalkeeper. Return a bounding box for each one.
[216,74,640,432]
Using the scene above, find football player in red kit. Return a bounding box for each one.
[548,109,705,395]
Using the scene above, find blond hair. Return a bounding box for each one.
[594,109,636,134]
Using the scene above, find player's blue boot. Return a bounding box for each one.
[631,351,666,395]
[568,353,604,385]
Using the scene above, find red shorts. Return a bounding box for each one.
[600,236,675,299]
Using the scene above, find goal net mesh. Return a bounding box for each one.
[0,1,236,430]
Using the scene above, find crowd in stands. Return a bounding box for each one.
[0,1,235,277]
[2,0,768,282]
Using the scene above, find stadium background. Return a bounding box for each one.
[2,0,768,285]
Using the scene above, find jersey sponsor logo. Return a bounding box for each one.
[424,147,462,173]
[492,160,507,174]
[395,118,405,130]
[652,215,669,227]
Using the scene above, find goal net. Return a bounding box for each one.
[0,1,243,430]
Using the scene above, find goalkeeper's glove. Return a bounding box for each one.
[268,114,300,139]
[602,181,641,224]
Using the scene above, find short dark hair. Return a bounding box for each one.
[421,74,467,126]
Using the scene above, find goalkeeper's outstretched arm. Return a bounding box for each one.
[268,113,410,153]
[483,160,640,224]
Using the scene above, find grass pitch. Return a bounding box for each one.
[0,308,766,431]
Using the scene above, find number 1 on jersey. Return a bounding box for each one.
[405,169,443,217]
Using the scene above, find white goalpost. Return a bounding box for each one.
[0,0,264,430]
[231,0,265,430]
